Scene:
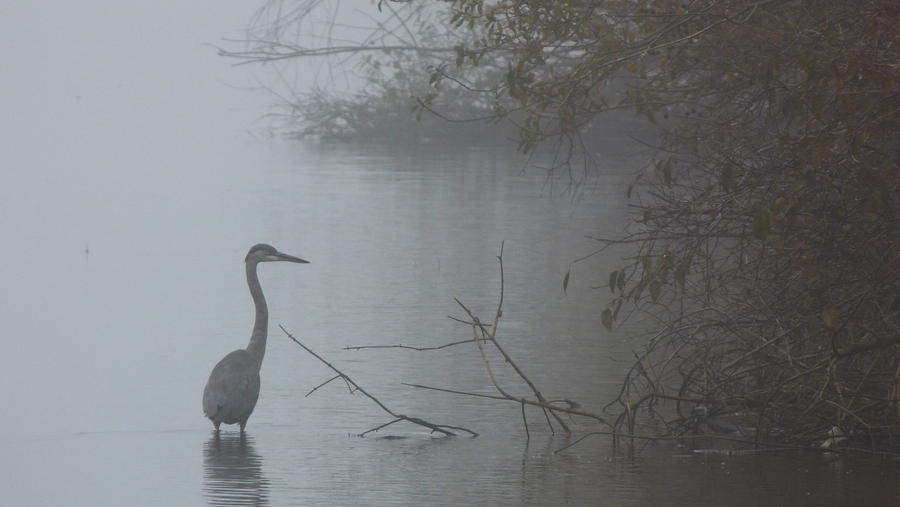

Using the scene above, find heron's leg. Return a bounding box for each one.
[239,421,246,434]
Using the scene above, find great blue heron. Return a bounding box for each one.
[203,243,309,433]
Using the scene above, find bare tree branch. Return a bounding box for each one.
[280,324,477,437]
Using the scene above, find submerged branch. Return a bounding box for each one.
[360,242,613,443]
[453,242,575,434]
[280,324,477,437]
[405,382,612,426]
[344,338,475,351]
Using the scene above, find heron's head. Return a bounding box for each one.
[245,243,310,264]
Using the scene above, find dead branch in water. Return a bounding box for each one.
[279,324,478,438]
[344,338,477,352]
[348,242,613,442]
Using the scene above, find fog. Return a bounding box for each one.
[0,1,281,438]
[3,3,897,505]
[0,4,625,504]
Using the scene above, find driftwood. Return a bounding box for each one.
[279,324,477,438]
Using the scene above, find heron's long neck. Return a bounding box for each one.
[245,261,268,367]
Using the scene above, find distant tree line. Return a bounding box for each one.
[226,0,900,450]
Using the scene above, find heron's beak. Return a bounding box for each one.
[268,251,310,264]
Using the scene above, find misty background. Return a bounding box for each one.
[3,1,897,506]
[0,1,279,438]
[0,2,627,504]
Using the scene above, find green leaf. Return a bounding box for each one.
[822,307,839,328]
[632,281,645,301]
[656,158,673,186]
[612,298,623,319]
[720,165,732,191]
[601,308,613,332]
[674,262,688,289]
[752,208,774,242]
[641,255,652,274]
[616,270,626,291]
[562,269,570,293]
[608,270,618,293]
[649,281,661,302]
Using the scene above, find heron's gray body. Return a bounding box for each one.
[202,243,308,433]
[203,349,261,428]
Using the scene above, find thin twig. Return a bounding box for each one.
[306,374,346,397]
[280,325,478,437]
[360,418,404,437]
[453,242,573,433]
[541,407,555,435]
[404,382,611,426]
[344,339,474,351]
[521,399,530,443]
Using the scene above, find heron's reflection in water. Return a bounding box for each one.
[203,433,269,506]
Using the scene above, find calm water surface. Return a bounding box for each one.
[2,138,898,506]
